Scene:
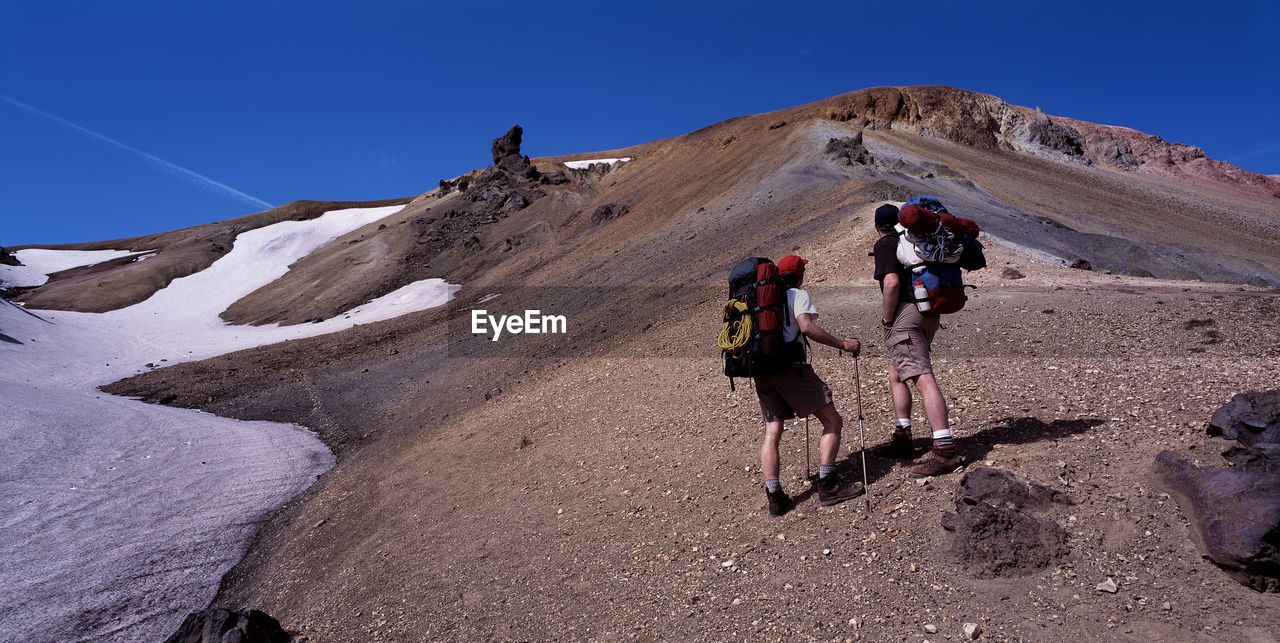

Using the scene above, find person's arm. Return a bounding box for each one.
[882,272,900,329]
[796,313,860,355]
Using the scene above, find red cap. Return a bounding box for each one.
[777,255,808,276]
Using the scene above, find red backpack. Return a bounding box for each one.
[720,257,805,389]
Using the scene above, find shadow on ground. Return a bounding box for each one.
[815,417,1105,510]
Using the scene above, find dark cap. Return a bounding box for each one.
[777,255,808,276]
[874,204,900,229]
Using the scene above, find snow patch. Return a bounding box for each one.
[564,157,631,169]
[0,248,142,288]
[0,204,460,642]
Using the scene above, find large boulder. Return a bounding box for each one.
[491,124,523,163]
[1155,389,1280,592]
[825,134,874,166]
[1154,447,1280,592]
[941,468,1072,577]
[491,125,539,179]
[164,608,290,643]
[1208,390,1280,447]
[590,202,630,224]
[1029,112,1089,160]
[1100,139,1140,168]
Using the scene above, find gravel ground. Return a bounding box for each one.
[201,247,1280,641]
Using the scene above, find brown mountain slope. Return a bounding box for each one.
[94,85,1280,639]
[14,86,1278,318]
[197,86,1280,326]
[7,198,413,312]
[109,221,1280,641]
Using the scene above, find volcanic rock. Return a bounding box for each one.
[1208,390,1280,447]
[1029,112,1089,160]
[1001,267,1026,280]
[164,608,289,643]
[1154,446,1280,592]
[539,170,570,185]
[591,202,630,224]
[825,134,874,166]
[941,468,1072,577]
[0,247,20,266]
[1101,139,1140,168]
[461,168,545,213]
[491,125,523,164]
[491,125,540,180]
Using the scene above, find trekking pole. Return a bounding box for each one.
[854,355,871,512]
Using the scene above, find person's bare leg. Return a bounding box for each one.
[888,363,912,420]
[761,420,784,480]
[906,372,961,476]
[812,402,843,465]
[812,402,864,501]
[881,364,916,458]
[913,373,949,436]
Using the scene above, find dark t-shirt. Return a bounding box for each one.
[873,234,914,302]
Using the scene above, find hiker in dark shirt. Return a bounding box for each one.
[756,255,865,517]
[871,204,962,477]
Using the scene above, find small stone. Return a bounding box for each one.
[1097,578,1119,593]
[924,623,938,634]
[722,559,735,567]
[776,533,786,541]
[823,548,832,556]
[731,597,742,605]
[1162,602,1172,611]
[849,617,862,629]
[910,563,918,572]
[783,583,794,590]
[963,622,981,639]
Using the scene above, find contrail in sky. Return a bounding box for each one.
[1,94,274,211]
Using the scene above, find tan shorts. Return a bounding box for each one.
[883,301,940,381]
[754,363,834,423]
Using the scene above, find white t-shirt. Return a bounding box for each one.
[782,288,818,344]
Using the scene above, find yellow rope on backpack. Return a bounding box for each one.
[718,298,752,357]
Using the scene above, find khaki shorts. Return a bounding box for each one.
[883,301,940,381]
[754,363,834,423]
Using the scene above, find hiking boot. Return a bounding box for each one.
[876,430,915,459]
[816,475,865,506]
[766,488,792,517]
[907,450,964,477]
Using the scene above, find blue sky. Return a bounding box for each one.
[2,0,1277,246]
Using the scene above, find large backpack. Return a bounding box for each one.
[895,196,986,315]
[719,257,805,389]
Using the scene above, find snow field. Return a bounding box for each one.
[0,204,459,641]
[563,157,631,169]
[0,248,144,288]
